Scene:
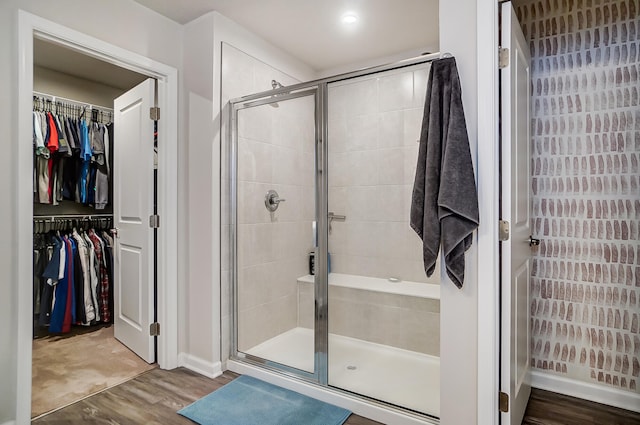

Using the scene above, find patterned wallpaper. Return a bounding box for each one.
[514,0,639,394]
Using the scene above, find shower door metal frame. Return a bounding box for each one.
[229,85,329,384]
[228,51,444,410]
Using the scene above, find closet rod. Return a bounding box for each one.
[33,90,114,112]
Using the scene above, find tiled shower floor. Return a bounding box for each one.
[245,327,440,417]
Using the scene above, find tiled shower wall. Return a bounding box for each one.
[514,0,639,394]
[327,65,440,284]
[221,44,314,351]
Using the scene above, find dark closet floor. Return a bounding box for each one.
[33,367,640,424]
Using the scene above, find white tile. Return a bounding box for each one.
[238,105,273,143]
[413,67,431,108]
[403,183,414,224]
[378,110,404,148]
[328,253,347,274]
[269,184,300,222]
[404,108,424,146]
[378,148,405,185]
[273,95,315,151]
[328,84,349,124]
[328,186,347,217]
[328,111,348,153]
[404,145,420,185]
[378,221,408,260]
[375,185,406,222]
[238,138,272,183]
[238,223,273,267]
[344,78,379,117]
[238,181,272,224]
[346,150,379,186]
[345,113,378,152]
[221,44,255,102]
[347,222,380,258]
[378,72,414,112]
[346,254,383,278]
[252,60,278,94]
[238,263,272,310]
[301,186,316,222]
[404,223,425,264]
[272,221,298,262]
[328,152,349,187]
[273,294,299,335]
[346,186,379,222]
[300,151,315,188]
[329,222,348,255]
[272,145,297,185]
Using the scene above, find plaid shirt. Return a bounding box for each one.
[88,230,111,323]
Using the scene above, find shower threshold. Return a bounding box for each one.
[244,327,440,417]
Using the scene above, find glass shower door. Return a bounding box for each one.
[231,88,320,377]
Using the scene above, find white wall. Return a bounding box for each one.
[33,66,127,107]
[0,1,183,423]
[439,1,480,424]
[180,12,218,377]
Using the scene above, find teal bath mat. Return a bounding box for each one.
[177,375,351,425]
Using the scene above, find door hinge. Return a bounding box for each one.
[499,391,509,413]
[499,220,510,241]
[150,322,160,336]
[499,47,509,68]
[149,214,160,228]
[150,106,160,121]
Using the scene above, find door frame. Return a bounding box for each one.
[476,0,501,425]
[228,86,325,383]
[16,10,178,423]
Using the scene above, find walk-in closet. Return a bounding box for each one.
[30,37,156,418]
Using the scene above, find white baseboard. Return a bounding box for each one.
[531,370,640,413]
[178,353,223,379]
[1,420,16,425]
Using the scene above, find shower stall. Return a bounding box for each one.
[223,47,441,420]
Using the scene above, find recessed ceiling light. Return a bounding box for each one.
[342,13,358,24]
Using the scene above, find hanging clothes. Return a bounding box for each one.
[32,95,113,210]
[33,220,114,335]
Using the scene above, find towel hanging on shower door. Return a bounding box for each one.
[409,57,479,288]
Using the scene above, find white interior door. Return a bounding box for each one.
[500,2,533,424]
[113,78,156,363]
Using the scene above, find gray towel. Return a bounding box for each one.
[410,57,479,288]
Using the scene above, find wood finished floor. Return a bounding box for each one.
[34,367,640,424]
[523,388,640,425]
[33,367,383,424]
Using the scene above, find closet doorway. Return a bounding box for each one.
[16,12,179,423]
[30,38,158,418]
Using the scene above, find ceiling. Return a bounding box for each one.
[133,0,439,72]
[33,1,438,88]
[34,38,147,90]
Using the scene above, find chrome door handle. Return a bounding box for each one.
[528,235,540,247]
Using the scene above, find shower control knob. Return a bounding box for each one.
[265,190,285,212]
